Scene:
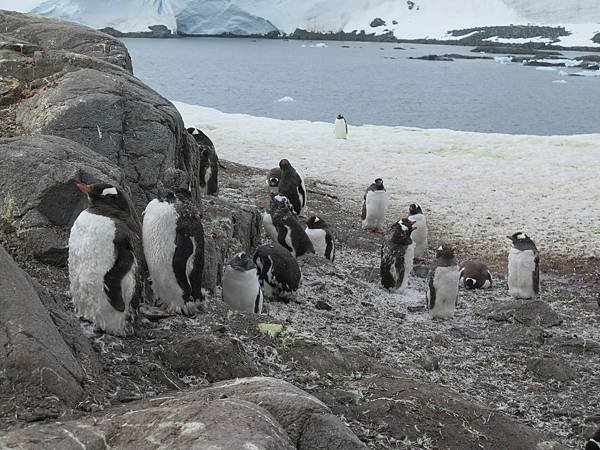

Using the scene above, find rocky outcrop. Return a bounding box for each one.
[0,377,365,450]
[481,299,563,327]
[0,10,202,212]
[99,25,175,38]
[0,245,84,405]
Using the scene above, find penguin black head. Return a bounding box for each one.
[435,244,455,260]
[507,232,533,244]
[228,252,256,272]
[390,218,415,243]
[269,192,293,214]
[76,182,129,212]
[279,159,292,171]
[409,203,423,215]
[186,127,198,135]
[266,167,281,187]
[306,215,328,229]
[337,114,344,120]
[374,178,385,190]
[464,278,477,289]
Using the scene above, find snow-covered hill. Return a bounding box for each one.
[29,0,600,46]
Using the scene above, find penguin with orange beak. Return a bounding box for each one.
[68,181,143,336]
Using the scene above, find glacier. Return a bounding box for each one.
[26,0,600,46]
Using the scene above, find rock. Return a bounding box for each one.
[526,357,577,382]
[408,304,425,312]
[471,45,562,56]
[298,413,367,450]
[482,300,563,327]
[159,334,259,382]
[535,441,568,450]
[315,300,333,311]
[421,355,440,371]
[370,18,386,28]
[0,245,84,405]
[412,264,429,278]
[524,60,566,67]
[410,54,454,61]
[551,336,600,355]
[99,24,175,38]
[575,55,600,62]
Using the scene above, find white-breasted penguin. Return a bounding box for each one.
[262,192,294,242]
[187,127,219,196]
[459,261,492,289]
[266,167,281,190]
[408,203,428,259]
[380,218,416,292]
[427,244,460,319]
[222,252,263,314]
[253,243,302,300]
[507,232,539,299]
[278,159,306,216]
[334,114,348,139]
[586,426,600,450]
[362,178,388,232]
[69,182,143,336]
[142,168,204,315]
[305,215,335,262]
[271,204,315,258]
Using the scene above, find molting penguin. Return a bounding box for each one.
[253,243,302,300]
[380,218,416,292]
[187,127,219,196]
[305,215,335,262]
[142,168,204,315]
[586,426,600,450]
[278,159,306,216]
[222,252,263,313]
[262,192,294,242]
[69,182,143,336]
[507,232,539,299]
[362,178,388,232]
[427,245,460,319]
[459,261,492,289]
[408,203,428,259]
[334,114,348,139]
[266,167,282,190]
[271,204,315,258]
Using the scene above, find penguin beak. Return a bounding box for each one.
[75,182,92,193]
[505,235,512,240]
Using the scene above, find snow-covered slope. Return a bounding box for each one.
[29,0,600,46]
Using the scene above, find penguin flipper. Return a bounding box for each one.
[427,272,436,310]
[173,222,194,300]
[103,229,134,313]
[361,200,367,221]
[325,231,335,262]
[533,254,540,294]
[185,217,205,301]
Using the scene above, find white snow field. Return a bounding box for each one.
[175,100,600,258]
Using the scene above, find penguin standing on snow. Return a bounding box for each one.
[362,178,388,232]
[380,218,416,292]
[427,245,460,319]
[278,159,306,215]
[222,252,263,314]
[69,182,143,336]
[187,127,219,196]
[271,205,315,258]
[334,114,348,139]
[253,243,302,300]
[266,167,282,190]
[408,203,428,259]
[262,193,294,242]
[142,168,204,315]
[459,261,492,289]
[507,232,539,299]
[305,215,335,262]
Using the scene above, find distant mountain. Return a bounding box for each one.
[30,0,600,46]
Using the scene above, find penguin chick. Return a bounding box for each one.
[427,244,460,319]
[253,243,302,301]
[507,232,540,299]
[69,182,143,336]
[362,178,388,233]
[262,192,294,242]
[266,167,282,190]
[380,218,416,292]
[272,206,315,258]
[278,159,306,216]
[305,215,336,262]
[222,252,263,313]
[459,261,492,289]
[187,127,219,196]
[408,203,428,259]
[334,114,348,139]
[142,168,204,316]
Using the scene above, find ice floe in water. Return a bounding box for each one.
[310,43,328,48]
[552,80,568,84]
[493,56,512,64]
[536,66,557,72]
[276,96,295,103]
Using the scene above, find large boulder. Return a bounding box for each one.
[0,377,364,450]
[0,10,202,212]
[0,245,84,405]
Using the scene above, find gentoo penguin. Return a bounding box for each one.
[68,182,143,336]
[507,232,540,299]
[459,261,492,289]
[222,252,263,314]
[427,244,460,319]
[380,218,416,292]
[408,203,428,259]
[334,114,348,139]
[266,167,281,190]
[278,159,306,216]
[253,243,302,300]
[361,178,388,232]
[305,215,335,262]
[262,192,294,242]
[142,168,204,315]
[271,204,315,258]
[187,127,219,196]
[586,426,600,450]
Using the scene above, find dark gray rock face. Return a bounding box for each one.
[482,300,563,327]
[0,245,84,404]
[526,357,577,382]
[370,18,386,28]
[0,377,363,450]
